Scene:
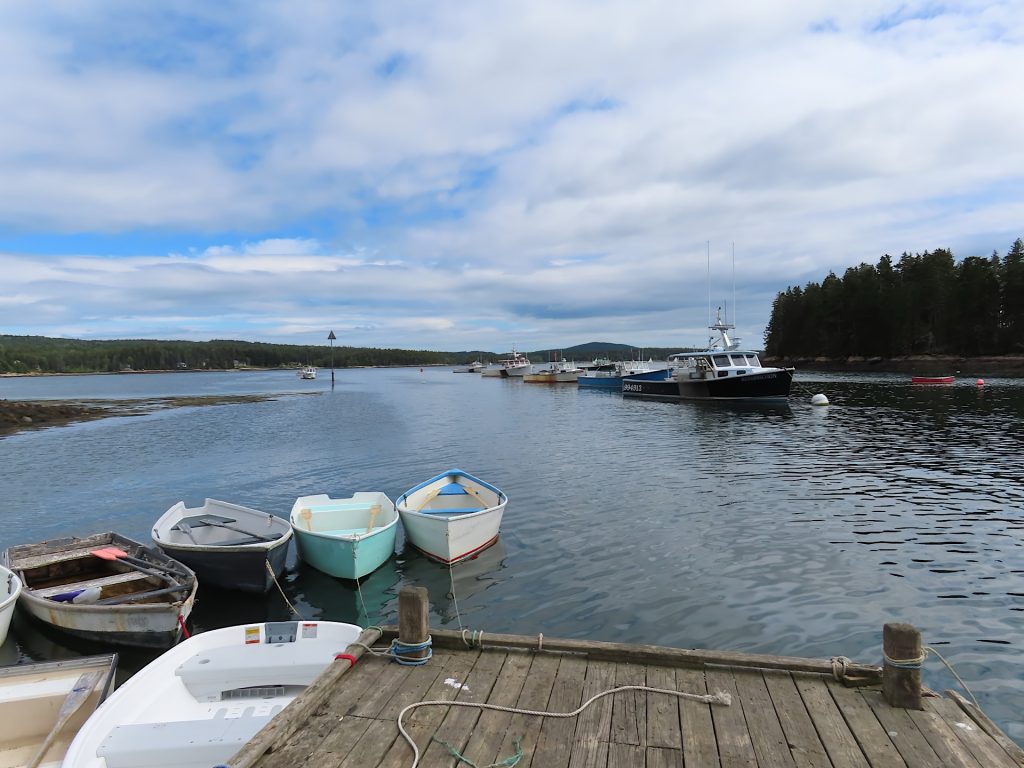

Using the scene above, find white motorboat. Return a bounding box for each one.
[453,361,485,373]
[481,349,532,377]
[523,359,581,383]
[0,563,21,646]
[62,620,363,768]
[0,654,118,768]
[396,469,507,565]
[151,498,293,593]
[297,365,317,379]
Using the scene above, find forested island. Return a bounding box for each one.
[764,238,1024,369]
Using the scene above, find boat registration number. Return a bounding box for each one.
[623,383,644,392]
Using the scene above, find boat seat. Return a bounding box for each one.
[318,527,371,537]
[175,643,332,702]
[417,506,484,515]
[96,714,274,768]
[302,503,375,514]
[32,570,153,599]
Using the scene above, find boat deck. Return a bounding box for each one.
[231,627,1024,768]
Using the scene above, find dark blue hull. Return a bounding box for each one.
[578,368,669,389]
[157,539,290,593]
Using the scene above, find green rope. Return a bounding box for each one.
[430,736,523,768]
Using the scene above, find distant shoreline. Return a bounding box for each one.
[767,355,1024,377]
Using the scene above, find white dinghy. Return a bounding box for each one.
[0,563,21,646]
[62,620,363,768]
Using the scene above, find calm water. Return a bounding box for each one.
[2,368,1023,741]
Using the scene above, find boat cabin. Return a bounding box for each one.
[671,351,765,380]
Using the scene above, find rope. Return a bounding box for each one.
[398,685,732,768]
[882,645,979,708]
[390,637,433,666]
[265,561,304,620]
[830,656,850,681]
[461,629,484,648]
[355,576,372,623]
[448,566,465,632]
[432,735,523,768]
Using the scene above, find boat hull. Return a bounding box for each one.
[0,564,21,646]
[155,539,289,593]
[0,654,118,768]
[911,376,954,384]
[396,469,507,565]
[4,532,198,649]
[623,368,795,401]
[578,367,669,389]
[289,492,398,580]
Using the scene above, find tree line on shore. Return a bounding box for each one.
[764,238,1024,359]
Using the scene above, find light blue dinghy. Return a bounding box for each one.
[289,491,398,580]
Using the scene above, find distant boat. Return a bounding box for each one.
[396,469,507,565]
[453,361,485,373]
[578,360,669,389]
[481,349,531,377]
[623,309,794,401]
[151,499,293,593]
[0,654,118,768]
[0,562,21,646]
[3,532,197,648]
[298,365,317,379]
[289,491,398,579]
[911,376,954,384]
[63,620,363,768]
[524,359,581,383]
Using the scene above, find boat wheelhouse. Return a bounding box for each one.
[623,310,794,401]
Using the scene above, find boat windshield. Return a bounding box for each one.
[713,355,730,368]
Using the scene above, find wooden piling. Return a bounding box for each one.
[398,585,430,662]
[882,622,923,709]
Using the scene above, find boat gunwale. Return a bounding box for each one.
[395,468,507,514]
[0,564,21,612]
[153,499,294,553]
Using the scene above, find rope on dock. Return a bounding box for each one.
[265,561,304,620]
[433,735,523,768]
[351,634,435,666]
[397,685,733,768]
[883,645,979,707]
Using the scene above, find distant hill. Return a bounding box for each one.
[530,342,689,361]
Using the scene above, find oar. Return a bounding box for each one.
[365,504,382,532]
[300,508,313,531]
[96,583,192,605]
[26,669,104,768]
[193,519,280,542]
[91,546,191,577]
[174,521,200,544]
[91,549,181,584]
[415,487,443,512]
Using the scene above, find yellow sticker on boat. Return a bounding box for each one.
[301,623,318,639]
[245,626,261,644]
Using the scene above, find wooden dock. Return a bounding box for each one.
[229,592,1024,768]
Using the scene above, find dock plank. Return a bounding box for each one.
[824,678,907,767]
[305,714,373,767]
[762,669,831,768]
[646,745,683,767]
[458,651,534,767]
[859,688,944,768]
[733,668,797,768]
[793,672,869,768]
[646,663,682,749]
[568,658,617,768]
[707,668,757,768]
[496,652,562,768]
[607,743,644,767]
[927,697,1020,768]
[905,707,984,768]
[677,666,720,768]
[610,660,645,747]
[530,654,588,768]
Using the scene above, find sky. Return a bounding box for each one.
[1,2,1022,353]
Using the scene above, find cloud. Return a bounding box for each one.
[1,1,1022,350]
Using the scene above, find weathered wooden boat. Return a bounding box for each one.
[623,309,794,401]
[0,654,117,768]
[911,375,954,384]
[3,532,198,649]
[62,620,363,768]
[289,492,398,580]
[396,469,507,565]
[151,499,292,593]
[0,563,21,646]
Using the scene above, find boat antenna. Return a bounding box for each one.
[706,240,711,328]
[732,242,737,334]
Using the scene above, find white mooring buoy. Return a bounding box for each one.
[811,393,829,406]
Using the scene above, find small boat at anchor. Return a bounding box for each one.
[3,532,198,649]
[453,361,485,373]
[911,376,954,384]
[151,499,293,593]
[297,365,317,379]
[0,562,21,646]
[524,359,581,383]
[62,620,364,768]
[623,309,794,401]
[0,654,118,768]
[577,359,669,389]
[396,469,507,565]
[289,492,398,580]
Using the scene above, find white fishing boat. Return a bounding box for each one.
[0,563,21,646]
[3,532,198,649]
[62,620,363,768]
[523,359,581,383]
[289,491,398,580]
[297,365,317,379]
[453,361,485,373]
[151,499,293,593]
[396,469,507,565]
[0,654,118,768]
[481,349,531,377]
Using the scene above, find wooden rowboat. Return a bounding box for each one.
[151,499,292,593]
[396,469,507,565]
[0,654,117,768]
[3,532,197,649]
[911,376,954,384]
[289,492,398,580]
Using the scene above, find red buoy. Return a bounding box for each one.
[976,378,985,386]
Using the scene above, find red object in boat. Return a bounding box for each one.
[911,376,954,384]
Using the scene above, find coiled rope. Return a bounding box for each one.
[883,645,978,707]
[397,686,732,768]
